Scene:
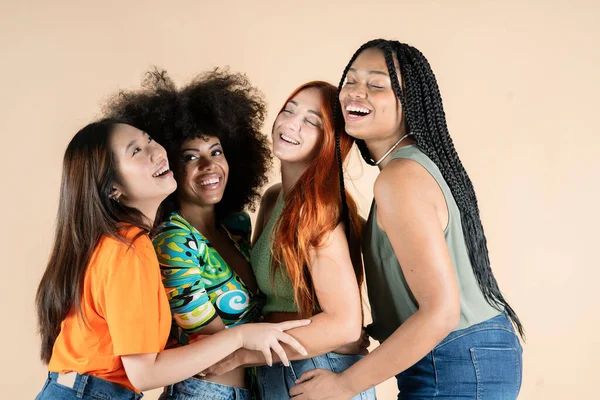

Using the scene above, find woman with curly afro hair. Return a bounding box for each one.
[104,68,291,400]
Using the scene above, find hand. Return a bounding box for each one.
[289,369,354,400]
[333,328,370,355]
[235,320,310,366]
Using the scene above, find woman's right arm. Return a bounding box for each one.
[122,320,309,391]
[107,230,310,392]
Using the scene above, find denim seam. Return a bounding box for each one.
[436,325,516,350]
[76,374,89,399]
[470,348,482,400]
[431,351,439,398]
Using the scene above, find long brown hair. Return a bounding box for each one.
[271,81,363,318]
[36,119,150,363]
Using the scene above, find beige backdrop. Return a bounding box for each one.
[1,0,598,399]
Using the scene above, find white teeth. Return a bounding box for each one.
[152,166,169,177]
[345,105,371,114]
[200,178,219,186]
[280,134,300,145]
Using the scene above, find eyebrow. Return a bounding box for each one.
[181,143,221,152]
[125,139,137,154]
[348,67,389,76]
[287,100,323,118]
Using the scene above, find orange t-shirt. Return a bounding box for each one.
[48,227,171,393]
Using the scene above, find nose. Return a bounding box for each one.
[150,143,164,164]
[288,114,302,132]
[196,155,214,171]
[348,83,367,99]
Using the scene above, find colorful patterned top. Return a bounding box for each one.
[153,211,263,345]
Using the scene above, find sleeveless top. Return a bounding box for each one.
[153,211,263,345]
[364,145,500,342]
[251,195,298,315]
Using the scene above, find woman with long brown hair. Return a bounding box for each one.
[34,119,310,400]
[205,81,376,400]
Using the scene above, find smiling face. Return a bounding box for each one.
[272,87,324,165]
[175,135,229,208]
[110,123,176,213]
[339,47,405,142]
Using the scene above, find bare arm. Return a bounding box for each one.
[122,319,311,391]
[291,159,460,398]
[239,222,363,367]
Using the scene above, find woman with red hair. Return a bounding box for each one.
[206,81,376,399]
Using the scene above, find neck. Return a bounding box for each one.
[365,130,415,170]
[280,161,309,196]
[179,201,218,238]
[128,200,158,227]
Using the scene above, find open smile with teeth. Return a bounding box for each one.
[152,165,170,177]
[280,133,300,145]
[199,177,221,186]
[346,105,372,116]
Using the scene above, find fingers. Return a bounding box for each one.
[295,368,320,384]
[276,331,308,356]
[261,346,273,367]
[276,319,312,331]
[289,382,304,397]
[270,341,290,367]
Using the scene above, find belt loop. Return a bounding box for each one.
[167,383,174,396]
[75,374,89,398]
[288,362,298,382]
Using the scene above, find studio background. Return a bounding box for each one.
[1,1,597,398]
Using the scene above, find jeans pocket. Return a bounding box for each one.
[470,347,522,400]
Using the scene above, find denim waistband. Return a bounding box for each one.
[164,376,250,397]
[48,372,142,400]
[436,312,517,350]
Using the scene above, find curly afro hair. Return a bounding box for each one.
[104,68,272,221]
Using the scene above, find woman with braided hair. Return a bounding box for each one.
[291,40,523,400]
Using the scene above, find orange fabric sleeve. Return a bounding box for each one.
[98,235,168,356]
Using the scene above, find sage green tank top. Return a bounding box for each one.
[251,195,298,315]
[364,145,500,341]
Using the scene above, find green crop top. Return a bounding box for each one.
[251,195,298,315]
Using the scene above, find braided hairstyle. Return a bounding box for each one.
[336,39,524,338]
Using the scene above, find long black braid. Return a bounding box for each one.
[336,39,524,338]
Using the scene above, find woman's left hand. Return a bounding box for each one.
[289,369,355,399]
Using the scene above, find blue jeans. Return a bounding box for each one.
[396,313,523,399]
[159,377,251,400]
[35,372,143,399]
[257,352,377,400]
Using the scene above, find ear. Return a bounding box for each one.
[109,185,123,202]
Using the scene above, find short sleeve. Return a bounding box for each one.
[153,215,217,344]
[100,235,166,356]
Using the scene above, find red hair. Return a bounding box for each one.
[271,81,363,318]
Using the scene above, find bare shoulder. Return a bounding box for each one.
[253,183,282,244]
[314,222,347,252]
[260,183,282,217]
[374,157,439,208]
[261,183,282,208]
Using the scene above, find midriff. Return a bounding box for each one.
[197,367,246,388]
